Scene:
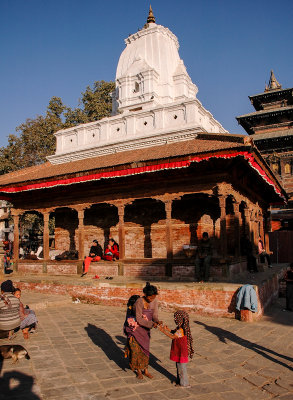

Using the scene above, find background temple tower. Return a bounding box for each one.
[237,71,293,261]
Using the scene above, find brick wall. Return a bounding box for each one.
[13,268,287,320]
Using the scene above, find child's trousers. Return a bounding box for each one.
[176,362,189,386]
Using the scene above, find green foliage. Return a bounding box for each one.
[0,81,115,175]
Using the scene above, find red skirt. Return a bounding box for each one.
[170,336,188,363]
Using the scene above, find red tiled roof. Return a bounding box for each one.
[0,135,245,187]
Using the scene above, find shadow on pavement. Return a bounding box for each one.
[116,335,176,382]
[0,370,40,400]
[84,323,176,381]
[195,320,293,372]
[85,323,128,371]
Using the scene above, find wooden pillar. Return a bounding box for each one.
[251,210,258,248]
[78,209,85,260]
[12,213,20,261]
[43,212,50,260]
[165,199,173,260]
[219,196,227,259]
[118,204,125,260]
[244,208,250,236]
[234,202,241,258]
[259,212,264,241]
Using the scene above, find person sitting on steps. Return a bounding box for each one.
[81,239,103,277]
[103,238,119,261]
[258,236,272,268]
[195,232,213,282]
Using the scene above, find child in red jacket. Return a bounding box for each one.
[159,310,193,388]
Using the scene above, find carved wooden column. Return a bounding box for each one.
[244,208,250,236]
[219,195,227,259]
[165,199,173,261]
[118,204,125,260]
[43,211,50,260]
[12,211,20,261]
[251,209,258,248]
[234,202,241,258]
[77,209,85,260]
[259,211,264,241]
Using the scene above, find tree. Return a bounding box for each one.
[63,80,115,127]
[0,81,115,175]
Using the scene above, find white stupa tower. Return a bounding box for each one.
[112,6,198,114]
[49,6,227,164]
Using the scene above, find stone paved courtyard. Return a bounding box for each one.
[0,292,292,400]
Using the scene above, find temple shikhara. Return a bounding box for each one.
[0,8,287,282]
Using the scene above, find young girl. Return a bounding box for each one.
[13,288,38,339]
[159,310,194,388]
[124,295,140,334]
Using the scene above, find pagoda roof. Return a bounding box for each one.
[252,129,293,141]
[249,87,293,100]
[236,105,293,121]
[0,133,286,202]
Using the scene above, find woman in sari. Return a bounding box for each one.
[124,282,162,379]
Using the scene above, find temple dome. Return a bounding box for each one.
[113,21,198,114]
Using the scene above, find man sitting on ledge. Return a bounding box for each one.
[81,239,103,277]
[195,232,213,282]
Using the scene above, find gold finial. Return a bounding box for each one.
[265,70,282,91]
[147,5,156,24]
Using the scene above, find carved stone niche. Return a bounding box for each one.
[85,127,100,144]
[136,115,154,132]
[167,108,185,126]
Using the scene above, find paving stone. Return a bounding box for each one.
[276,377,293,391]
[244,374,271,387]
[1,292,292,400]
[219,392,247,400]
[104,386,136,398]
[136,392,169,400]
[262,383,290,396]
[277,395,293,400]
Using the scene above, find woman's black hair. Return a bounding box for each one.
[109,238,119,250]
[143,282,158,296]
[127,294,140,308]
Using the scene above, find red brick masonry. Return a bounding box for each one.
[13,267,286,321]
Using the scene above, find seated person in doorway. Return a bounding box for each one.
[81,239,103,277]
[258,236,272,268]
[103,238,119,261]
[195,232,213,282]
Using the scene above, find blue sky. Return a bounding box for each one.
[0,0,292,147]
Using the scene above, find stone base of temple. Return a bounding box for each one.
[14,257,249,281]
[1,263,287,321]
